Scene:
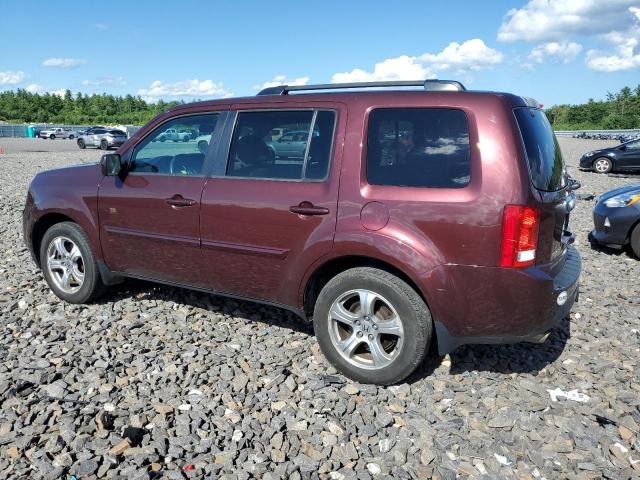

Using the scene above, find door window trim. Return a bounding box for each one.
[212,108,338,183]
[126,111,229,178]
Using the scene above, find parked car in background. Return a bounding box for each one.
[267,130,319,159]
[579,139,640,173]
[38,127,79,139]
[24,79,581,385]
[195,133,212,154]
[76,126,106,136]
[77,128,127,150]
[155,128,191,142]
[589,184,640,257]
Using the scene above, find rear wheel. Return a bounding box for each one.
[593,157,612,173]
[198,140,208,154]
[100,139,108,150]
[50,134,55,140]
[69,134,75,139]
[40,222,106,303]
[77,138,86,149]
[313,267,432,385]
[631,224,640,259]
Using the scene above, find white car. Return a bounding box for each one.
[195,134,212,153]
[38,127,79,139]
[155,128,191,142]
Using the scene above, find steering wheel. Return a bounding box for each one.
[169,156,198,176]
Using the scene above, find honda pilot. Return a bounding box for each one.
[23,80,581,384]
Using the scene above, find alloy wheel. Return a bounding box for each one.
[594,158,611,173]
[46,236,85,294]
[327,289,404,370]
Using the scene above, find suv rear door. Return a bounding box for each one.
[199,102,345,305]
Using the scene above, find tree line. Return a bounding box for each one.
[545,84,640,130]
[1,84,640,129]
[0,89,182,125]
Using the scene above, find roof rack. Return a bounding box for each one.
[257,79,466,96]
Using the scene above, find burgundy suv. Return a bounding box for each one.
[23,80,581,385]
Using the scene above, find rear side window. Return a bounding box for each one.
[514,108,565,191]
[367,108,470,188]
[226,110,336,181]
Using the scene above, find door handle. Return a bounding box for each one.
[289,202,329,216]
[166,194,197,207]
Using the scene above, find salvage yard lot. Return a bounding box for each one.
[0,137,638,479]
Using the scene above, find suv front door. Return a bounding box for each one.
[200,104,345,305]
[98,111,227,286]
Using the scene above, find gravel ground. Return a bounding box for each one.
[0,137,639,479]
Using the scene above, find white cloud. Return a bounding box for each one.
[42,58,87,68]
[529,42,582,64]
[137,79,233,100]
[82,76,127,87]
[498,0,640,42]
[0,70,26,85]
[586,35,640,71]
[331,39,503,83]
[25,83,43,93]
[25,84,67,96]
[419,39,504,71]
[254,75,310,90]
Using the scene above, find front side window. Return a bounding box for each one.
[367,108,471,188]
[226,110,336,180]
[626,140,640,151]
[129,114,219,176]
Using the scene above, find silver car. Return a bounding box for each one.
[77,128,128,150]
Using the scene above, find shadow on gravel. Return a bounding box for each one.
[406,317,572,382]
[97,279,572,381]
[588,239,637,259]
[96,278,314,335]
[447,317,571,375]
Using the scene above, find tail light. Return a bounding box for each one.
[500,205,540,268]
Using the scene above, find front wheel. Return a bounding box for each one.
[68,134,74,139]
[50,134,55,139]
[198,140,208,154]
[77,138,86,149]
[313,267,432,385]
[100,140,109,150]
[631,224,640,259]
[593,157,612,173]
[40,222,106,303]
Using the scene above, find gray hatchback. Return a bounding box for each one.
[77,128,128,150]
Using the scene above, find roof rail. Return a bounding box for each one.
[257,79,466,96]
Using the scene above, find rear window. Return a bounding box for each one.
[514,108,565,191]
[366,108,470,188]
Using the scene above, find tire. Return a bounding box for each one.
[593,157,612,174]
[40,222,106,304]
[198,140,208,154]
[182,136,189,142]
[69,134,74,139]
[50,134,55,139]
[631,224,640,259]
[100,140,108,150]
[159,136,166,142]
[313,267,432,385]
[77,138,86,149]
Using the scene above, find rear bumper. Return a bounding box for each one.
[431,245,581,354]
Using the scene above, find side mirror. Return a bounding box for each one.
[101,153,122,176]
[619,145,626,151]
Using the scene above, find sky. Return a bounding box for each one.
[1,0,640,107]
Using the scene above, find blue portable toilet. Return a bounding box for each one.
[27,125,35,138]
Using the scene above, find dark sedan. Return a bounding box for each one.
[589,184,640,257]
[579,138,640,173]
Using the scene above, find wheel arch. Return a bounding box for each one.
[302,255,430,319]
[31,213,77,266]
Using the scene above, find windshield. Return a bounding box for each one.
[514,107,565,191]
